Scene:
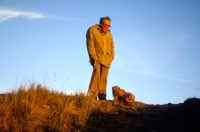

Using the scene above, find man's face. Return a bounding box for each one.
[100,19,111,33]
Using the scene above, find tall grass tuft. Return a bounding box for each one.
[0,83,94,132]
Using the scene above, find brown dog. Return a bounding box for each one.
[112,86,135,105]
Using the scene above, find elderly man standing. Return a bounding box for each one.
[86,16,115,100]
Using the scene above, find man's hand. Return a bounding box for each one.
[89,56,97,66]
[92,56,97,61]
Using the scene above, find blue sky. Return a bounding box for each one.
[0,0,200,104]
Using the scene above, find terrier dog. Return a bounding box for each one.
[112,86,135,105]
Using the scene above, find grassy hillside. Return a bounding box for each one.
[0,84,94,131]
[0,83,200,132]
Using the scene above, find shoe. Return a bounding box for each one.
[98,93,107,100]
[99,98,107,100]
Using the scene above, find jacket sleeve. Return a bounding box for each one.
[111,35,115,60]
[86,27,97,59]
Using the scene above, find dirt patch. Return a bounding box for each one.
[82,98,200,132]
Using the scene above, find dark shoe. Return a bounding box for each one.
[98,93,107,100]
[99,98,107,100]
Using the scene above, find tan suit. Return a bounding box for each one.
[86,24,115,99]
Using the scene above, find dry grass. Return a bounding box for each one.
[0,83,149,132]
[3,83,198,131]
[0,83,97,132]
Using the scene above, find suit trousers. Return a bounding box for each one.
[88,63,109,98]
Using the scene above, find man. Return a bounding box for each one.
[86,16,115,100]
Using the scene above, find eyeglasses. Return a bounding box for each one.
[102,23,111,28]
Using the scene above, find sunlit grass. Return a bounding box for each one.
[0,83,148,131]
[0,83,96,131]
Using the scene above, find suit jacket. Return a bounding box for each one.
[86,24,115,67]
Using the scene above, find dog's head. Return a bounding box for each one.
[112,86,120,92]
[112,86,120,95]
